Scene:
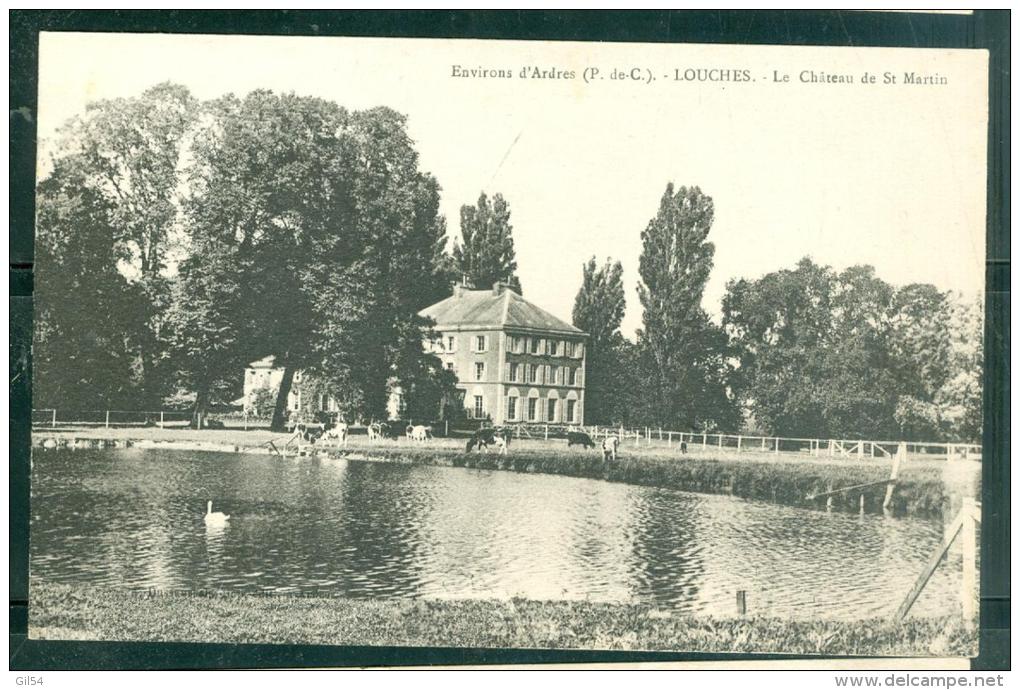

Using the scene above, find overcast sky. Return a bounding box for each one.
[38,33,988,337]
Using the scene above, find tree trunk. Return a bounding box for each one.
[270,365,296,432]
[191,381,210,429]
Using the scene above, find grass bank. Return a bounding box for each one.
[30,583,974,656]
[353,443,951,519]
[34,427,959,519]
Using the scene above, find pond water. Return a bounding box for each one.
[30,448,961,619]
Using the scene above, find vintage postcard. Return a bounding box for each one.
[29,31,988,658]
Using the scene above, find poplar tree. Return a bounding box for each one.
[572,257,628,424]
[452,192,522,293]
[637,183,736,430]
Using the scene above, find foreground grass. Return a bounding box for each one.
[35,426,956,518]
[30,583,974,656]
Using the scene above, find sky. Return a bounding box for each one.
[38,33,988,337]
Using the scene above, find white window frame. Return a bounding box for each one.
[475,335,487,353]
[447,336,457,352]
[547,398,557,422]
[474,362,485,381]
[509,362,519,383]
[473,395,484,419]
[566,399,576,423]
[507,396,518,421]
[527,397,538,422]
[549,366,558,385]
[548,340,558,356]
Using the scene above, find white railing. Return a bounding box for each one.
[30,408,273,431]
[507,422,980,461]
[30,409,981,461]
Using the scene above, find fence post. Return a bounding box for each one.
[668,431,672,448]
[51,409,57,428]
[544,424,548,441]
[702,433,706,450]
[883,443,904,511]
[774,437,779,454]
[961,497,978,629]
[160,411,165,429]
[105,410,110,429]
[828,439,835,457]
[717,434,722,449]
[761,436,766,451]
[658,427,662,441]
[737,435,742,452]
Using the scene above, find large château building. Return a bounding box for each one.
[242,281,588,425]
[420,281,588,426]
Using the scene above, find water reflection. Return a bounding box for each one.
[30,448,962,619]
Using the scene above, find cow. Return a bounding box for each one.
[567,430,596,449]
[466,427,510,454]
[301,424,325,444]
[410,425,433,443]
[679,440,688,454]
[601,435,620,461]
[322,420,349,447]
[284,423,323,449]
[367,423,383,442]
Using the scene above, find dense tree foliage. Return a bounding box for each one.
[451,192,522,293]
[34,157,143,409]
[723,258,982,442]
[636,184,738,431]
[36,86,454,426]
[35,83,197,409]
[571,257,630,425]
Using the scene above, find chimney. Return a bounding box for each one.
[492,280,518,296]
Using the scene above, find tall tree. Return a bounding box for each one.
[936,292,983,442]
[308,107,454,422]
[50,82,198,406]
[636,183,736,430]
[723,258,980,442]
[34,155,142,409]
[183,96,453,426]
[183,90,352,428]
[452,192,522,293]
[572,257,628,424]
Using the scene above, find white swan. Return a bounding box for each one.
[204,500,230,526]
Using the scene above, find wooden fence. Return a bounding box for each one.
[30,409,981,461]
[508,422,981,462]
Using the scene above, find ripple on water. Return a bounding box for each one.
[29,448,963,619]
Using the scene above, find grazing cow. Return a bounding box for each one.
[367,423,383,442]
[602,435,620,461]
[567,431,596,449]
[466,427,510,454]
[410,425,433,443]
[302,424,325,444]
[322,420,349,447]
[679,440,688,454]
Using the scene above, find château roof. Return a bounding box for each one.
[419,283,586,336]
